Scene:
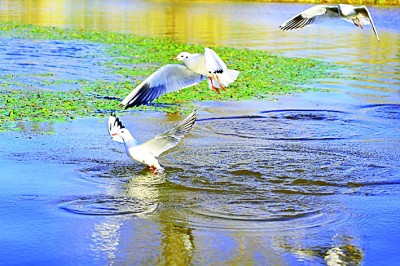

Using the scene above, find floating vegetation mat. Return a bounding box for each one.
[0,21,339,131]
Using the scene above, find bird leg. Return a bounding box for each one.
[208,77,220,93]
[215,75,226,91]
[148,165,165,175]
[353,18,364,29]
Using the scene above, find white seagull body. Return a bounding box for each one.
[120,48,240,108]
[279,4,380,42]
[108,111,197,172]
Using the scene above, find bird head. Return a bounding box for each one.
[112,128,131,140]
[173,52,191,61]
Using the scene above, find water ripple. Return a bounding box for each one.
[159,192,349,231]
[167,105,399,197]
[58,195,158,216]
[199,109,365,141]
[358,104,400,120]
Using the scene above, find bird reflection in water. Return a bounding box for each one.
[89,169,195,264]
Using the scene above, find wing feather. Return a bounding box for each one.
[121,64,205,108]
[204,48,227,75]
[355,6,380,42]
[139,111,197,157]
[279,5,339,31]
[108,114,125,143]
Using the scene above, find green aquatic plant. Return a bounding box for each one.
[1,89,119,121]
[0,21,339,131]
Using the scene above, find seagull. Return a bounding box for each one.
[279,4,380,42]
[120,48,240,108]
[108,111,197,173]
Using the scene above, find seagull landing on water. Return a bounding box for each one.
[120,48,240,109]
[108,111,197,173]
[279,4,380,42]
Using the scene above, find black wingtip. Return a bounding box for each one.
[123,82,160,109]
[117,117,125,129]
[111,114,125,129]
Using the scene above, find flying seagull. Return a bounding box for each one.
[108,111,197,173]
[279,4,380,42]
[120,48,240,108]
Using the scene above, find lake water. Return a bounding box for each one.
[0,1,399,265]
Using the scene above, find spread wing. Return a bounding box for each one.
[108,114,125,143]
[279,5,339,31]
[204,48,227,75]
[354,6,380,42]
[139,110,197,157]
[120,64,206,108]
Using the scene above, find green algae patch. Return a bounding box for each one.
[0,89,120,125]
[0,22,338,131]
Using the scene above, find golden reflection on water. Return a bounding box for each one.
[0,0,238,46]
[0,0,400,50]
[87,171,197,264]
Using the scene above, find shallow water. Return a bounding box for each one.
[1,1,400,265]
[0,38,116,91]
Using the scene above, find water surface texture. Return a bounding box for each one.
[1,1,400,265]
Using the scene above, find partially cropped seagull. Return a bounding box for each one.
[279,4,380,42]
[108,111,197,172]
[120,48,240,108]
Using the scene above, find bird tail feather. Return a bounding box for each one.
[208,69,239,89]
